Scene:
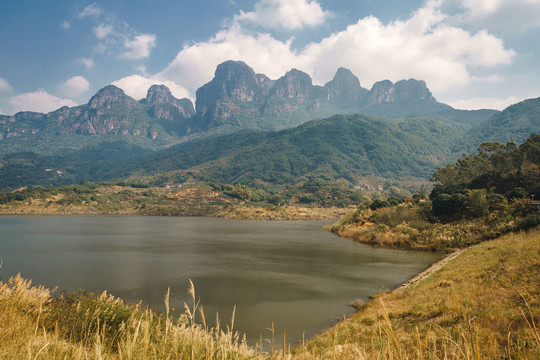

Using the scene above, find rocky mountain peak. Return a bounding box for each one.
[273,69,313,100]
[88,85,137,109]
[145,84,175,105]
[367,79,436,105]
[394,79,435,102]
[206,60,260,101]
[324,67,367,104]
[144,84,195,121]
[195,60,265,128]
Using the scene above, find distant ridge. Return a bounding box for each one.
[0,60,496,145]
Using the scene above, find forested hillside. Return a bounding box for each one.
[127,114,467,186]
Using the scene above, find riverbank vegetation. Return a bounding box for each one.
[0,178,399,220]
[331,134,540,252]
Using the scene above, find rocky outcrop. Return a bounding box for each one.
[88,85,138,109]
[367,79,435,105]
[0,84,196,140]
[143,85,195,121]
[323,67,368,105]
[195,60,271,128]
[272,69,313,102]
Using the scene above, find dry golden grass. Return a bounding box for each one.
[0,275,262,360]
[296,228,540,359]
[219,205,351,220]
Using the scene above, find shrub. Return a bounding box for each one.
[44,290,133,349]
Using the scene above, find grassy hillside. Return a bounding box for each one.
[301,228,540,359]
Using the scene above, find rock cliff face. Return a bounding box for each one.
[195,60,273,128]
[272,69,313,101]
[324,67,368,105]
[367,79,435,105]
[88,85,138,109]
[144,85,195,121]
[0,85,195,141]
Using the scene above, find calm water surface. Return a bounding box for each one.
[0,215,441,345]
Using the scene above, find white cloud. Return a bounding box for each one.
[158,3,515,95]
[120,34,157,59]
[72,4,157,61]
[78,3,102,18]
[158,25,298,95]
[60,76,90,97]
[61,21,71,30]
[93,23,114,39]
[0,77,12,92]
[112,75,191,100]
[9,91,77,114]
[449,96,518,110]
[454,0,540,31]
[235,0,329,30]
[76,57,96,70]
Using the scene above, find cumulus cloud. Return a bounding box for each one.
[120,34,157,59]
[449,96,518,110]
[60,76,90,97]
[9,91,77,114]
[158,25,298,94]
[112,75,191,100]
[157,3,515,96]
[235,0,329,30]
[0,77,12,92]
[78,3,102,18]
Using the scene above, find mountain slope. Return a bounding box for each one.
[128,114,467,186]
[466,97,540,144]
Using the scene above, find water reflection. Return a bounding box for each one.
[0,215,441,345]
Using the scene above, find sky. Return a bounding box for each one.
[1,0,539,115]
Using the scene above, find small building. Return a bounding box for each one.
[531,195,540,209]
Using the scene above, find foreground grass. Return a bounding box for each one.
[0,277,262,360]
[1,228,539,359]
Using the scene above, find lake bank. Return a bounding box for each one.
[0,183,351,220]
[300,227,540,359]
[1,227,538,359]
[0,215,441,349]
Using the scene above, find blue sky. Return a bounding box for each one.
[1,0,539,115]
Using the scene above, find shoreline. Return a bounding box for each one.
[0,205,350,221]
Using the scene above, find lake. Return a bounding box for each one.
[0,215,441,346]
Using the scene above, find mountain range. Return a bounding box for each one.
[0,60,538,190]
[0,60,495,148]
